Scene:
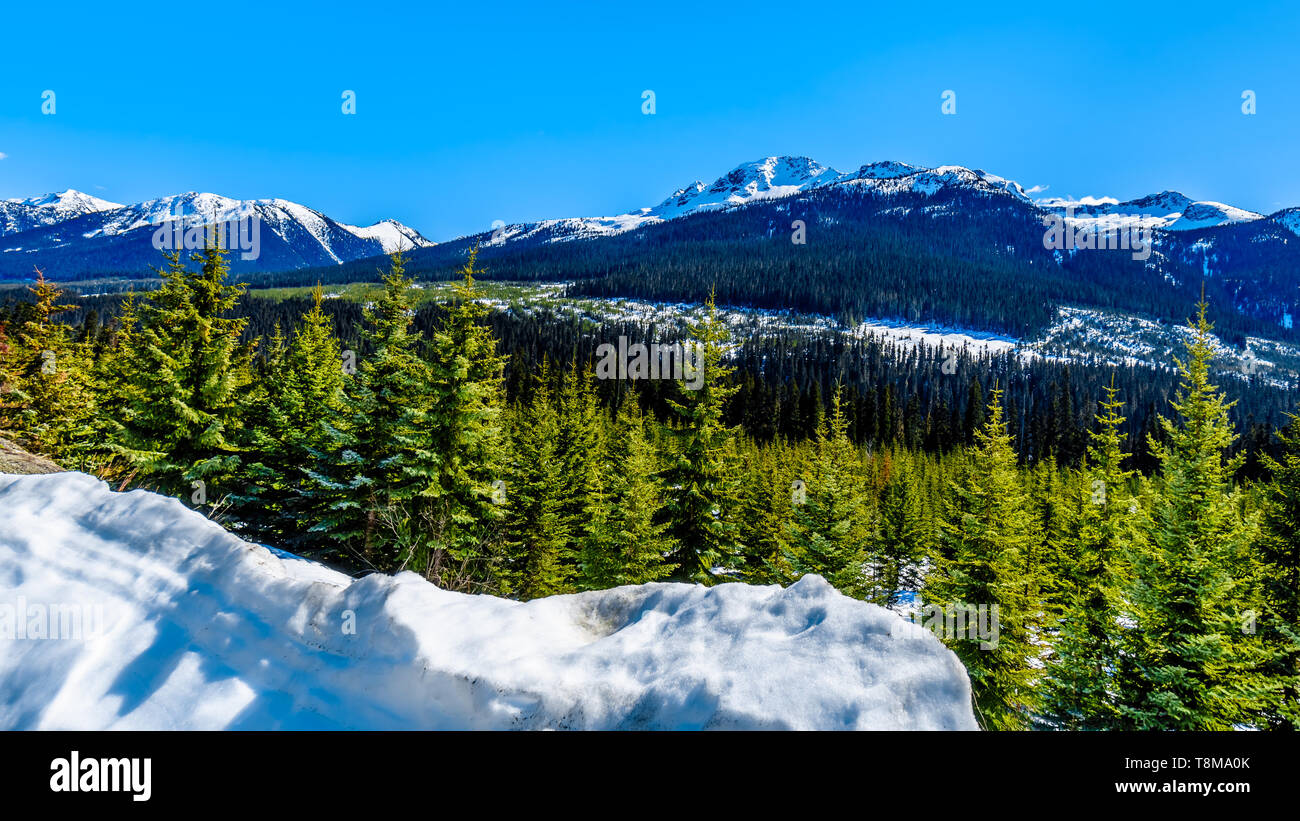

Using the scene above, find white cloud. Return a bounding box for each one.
[1036,194,1121,208]
[0,152,8,160]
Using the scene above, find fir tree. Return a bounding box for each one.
[1043,376,1138,729]
[1257,413,1300,728]
[107,240,252,499]
[926,385,1044,730]
[784,386,872,595]
[660,292,742,582]
[1122,296,1270,730]
[580,393,673,589]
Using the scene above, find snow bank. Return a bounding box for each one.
[0,472,976,730]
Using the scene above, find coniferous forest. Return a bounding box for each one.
[2,239,1298,731]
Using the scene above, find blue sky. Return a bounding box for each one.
[1,0,1297,239]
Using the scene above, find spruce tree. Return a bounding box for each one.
[869,448,929,608]
[232,287,346,547]
[303,252,438,570]
[580,393,673,589]
[422,247,508,582]
[926,385,1044,730]
[107,240,252,499]
[1122,296,1270,730]
[1043,376,1138,729]
[1258,411,1300,728]
[737,440,800,585]
[784,386,872,595]
[0,270,98,463]
[502,362,572,598]
[660,292,742,582]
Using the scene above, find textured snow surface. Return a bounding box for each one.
[0,472,976,731]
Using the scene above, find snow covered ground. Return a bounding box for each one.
[0,472,976,730]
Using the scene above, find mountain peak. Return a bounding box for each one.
[654,155,841,218]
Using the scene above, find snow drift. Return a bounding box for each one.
[0,472,976,730]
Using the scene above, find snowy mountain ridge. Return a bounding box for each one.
[0,189,434,276]
[474,155,1284,248]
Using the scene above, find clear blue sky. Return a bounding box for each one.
[1,0,1297,239]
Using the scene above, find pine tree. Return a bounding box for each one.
[926,385,1044,730]
[580,394,673,589]
[1258,413,1300,728]
[1121,295,1270,730]
[502,362,572,598]
[232,286,346,547]
[107,240,252,499]
[660,292,742,582]
[784,386,872,595]
[1043,376,1138,729]
[303,252,438,571]
[0,270,98,463]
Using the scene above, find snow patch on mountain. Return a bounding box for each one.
[342,218,436,254]
[1038,190,1264,233]
[1,189,123,236]
[0,472,978,731]
[1,189,432,267]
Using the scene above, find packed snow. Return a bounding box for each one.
[0,472,977,730]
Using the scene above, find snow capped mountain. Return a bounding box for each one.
[341,218,432,254]
[652,155,842,218]
[2,158,1291,281]
[0,189,433,277]
[1268,207,1300,237]
[476,156,1044,248]
[1037,189,1264,233]
[0,189,122,236]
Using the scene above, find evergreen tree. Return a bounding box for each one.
[232,287,346,547]
[1253,410,1300,728]
[736,440,800,585]
[868,449,929,608]
[580,394,673,588]
[420,247,508,583]
[303,252,439,571]
[0,270,98,463]
[556,365,606,566]
[1122,296,1270,730]
[502,362,572,598]
[107,241,252,499]
[660,292,742,582]
[784,386,872,595]
[926,385,1044,730]
[1043,376,1138,729]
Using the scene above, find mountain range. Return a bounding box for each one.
[6,156,1300,347]
[0,190,434,278]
